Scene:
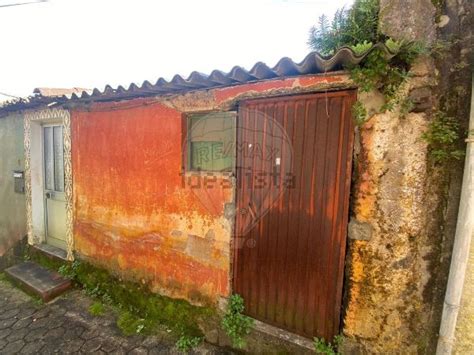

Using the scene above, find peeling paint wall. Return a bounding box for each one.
[72,102,232,304]
[71,74,348,305]
[0,113,26,259]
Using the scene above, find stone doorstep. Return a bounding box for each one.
[251,318,315,352]
[31,243,68,262]
[4,261,72,302]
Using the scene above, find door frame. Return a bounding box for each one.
[24,108,74,260]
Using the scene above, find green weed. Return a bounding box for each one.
[221,294,254,349]
[88,301,106,316]
[352,100,367,126]
[175,335,203,352]
[314,335,343,354]
[117,311,148,336]
[422,111,465,163]
[56,260,212,339]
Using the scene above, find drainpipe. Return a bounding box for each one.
[436,76,474,354]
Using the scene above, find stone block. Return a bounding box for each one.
[348,218,374,241]
[379,0,436,45]
[409,87,434,112]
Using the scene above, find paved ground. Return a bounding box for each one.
[0,279,228,354]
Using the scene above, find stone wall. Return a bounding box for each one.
[342,0,473,353]
[343,58,441,353]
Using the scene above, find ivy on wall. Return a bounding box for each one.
[308,0,464,163]
[422,111,465,163]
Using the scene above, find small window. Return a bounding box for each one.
[43,125,65,192]
[186,112,236,171]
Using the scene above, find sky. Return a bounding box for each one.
[0,0,352,100]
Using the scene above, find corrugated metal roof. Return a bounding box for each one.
[0,44,393,114]
[66,44,393,102]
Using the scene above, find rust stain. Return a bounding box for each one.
[214,79,294,104]
[354,118,377,221]
[297,75,345,86]
[214,74,344,104]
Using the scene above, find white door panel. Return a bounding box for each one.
[43,125,67,250]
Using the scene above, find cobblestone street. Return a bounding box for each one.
[0,279,226,354]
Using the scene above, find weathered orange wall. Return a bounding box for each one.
[71,73,350,304]
[72,102,233,304]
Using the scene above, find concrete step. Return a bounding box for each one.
[31,243,68,263]
[4,261,71,302]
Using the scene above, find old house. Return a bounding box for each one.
[0,0,472,353]
[18,57,359,339]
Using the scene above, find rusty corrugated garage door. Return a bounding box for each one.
[233,90,356,340]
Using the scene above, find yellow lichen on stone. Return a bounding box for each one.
[343,73,437,352]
